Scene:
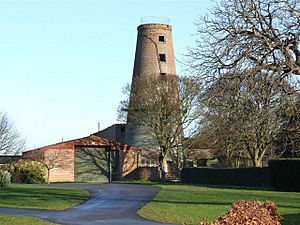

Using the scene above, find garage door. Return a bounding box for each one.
[75,146,111,182]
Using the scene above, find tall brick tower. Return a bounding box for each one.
[124,23,176,148]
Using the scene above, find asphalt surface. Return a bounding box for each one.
[0,183,176,225]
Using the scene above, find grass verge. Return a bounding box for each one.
[0,214,59,225]
[138,183,300,225]
[0,184,89,210]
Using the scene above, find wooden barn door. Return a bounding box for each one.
[75,146,118,182]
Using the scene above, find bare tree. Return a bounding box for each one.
[0,112,26,156]
[23,149,67,184]
[188,0,300,86]
[274,90,300,157]
[117,83,131,123]
[187,0,300,167]
[200,71,291,167]
[119,75,201,179]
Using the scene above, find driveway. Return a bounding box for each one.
[0,183,176,225]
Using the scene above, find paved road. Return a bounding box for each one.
[0,183,176,225]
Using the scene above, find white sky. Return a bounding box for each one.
[0,0,214,149]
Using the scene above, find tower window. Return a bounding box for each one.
[159,54,166,62]
[159,35,165,42]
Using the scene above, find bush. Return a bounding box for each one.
[269,158,300,191]
[0,170,11,187]
[200,200,281,225]
[19,167,46,184]
[2,160,46,184]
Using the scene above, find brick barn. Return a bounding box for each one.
[22,135,139,183]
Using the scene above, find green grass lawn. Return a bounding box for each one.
[0,185,89,210]
[138,183,300,225]
[0,214,59,225]
[0,184,89,224]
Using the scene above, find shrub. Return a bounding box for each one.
[1,163,20,183]
[269,158,300,191]
[20,167,46,184]
[0,170,11,187]
[200,200,281,225]
[2,160,47,184]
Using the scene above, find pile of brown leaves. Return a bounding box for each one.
[200,200,281,225]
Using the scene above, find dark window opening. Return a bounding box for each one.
[197,159,208,167]
[159,35,165,42]
[120,125,125,132]
[159,54,166,62]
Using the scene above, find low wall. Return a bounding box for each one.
[123,167,158,181]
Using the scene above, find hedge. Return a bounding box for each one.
[269,158,300,191]
[181,158,300,191]
[181,167,271,187]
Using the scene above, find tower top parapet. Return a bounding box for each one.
[137,23,172,31]
[140,16,170,25]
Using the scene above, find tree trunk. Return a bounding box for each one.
[253,159,262,167]
[247,146,263,168]
[251,153,263,167]
[158,153,165,181]
[47,168,50,184]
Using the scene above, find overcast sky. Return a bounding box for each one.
[0,0,214,149]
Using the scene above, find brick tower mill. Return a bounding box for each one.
[124,22,177,150]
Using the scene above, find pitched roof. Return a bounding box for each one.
[23,134,139,154]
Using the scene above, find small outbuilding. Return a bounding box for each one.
[22,135,139,183]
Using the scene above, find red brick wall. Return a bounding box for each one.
[133,24,176,78]
[44,148,74,182]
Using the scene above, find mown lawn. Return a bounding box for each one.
[138,183,300,225]
[0,214,59,225]
[0,185,89,210]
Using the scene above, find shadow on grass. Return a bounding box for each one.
[152,199,231,206]
[151,199,300,211]
[190,184,300,193]
[120,180,279,191]
[167,183,277,191]
[282,213,300,225]
[0,187,85,199]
